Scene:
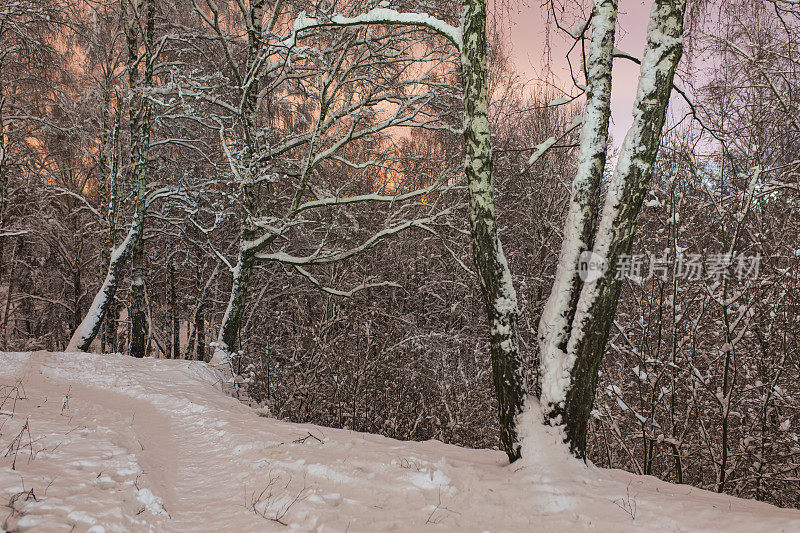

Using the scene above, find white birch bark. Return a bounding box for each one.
[538,0,618,411]
[543,0,687,455]
[461,0,527,461]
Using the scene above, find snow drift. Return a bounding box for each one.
[0,351,798,532]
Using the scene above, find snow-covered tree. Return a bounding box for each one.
[538,0,687,456]
[173,1,456,370]
[67,0,160,354]
[280,0,529,460]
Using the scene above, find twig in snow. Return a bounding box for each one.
[60,387,71,415]
[2,485,37,528]
[245,472,309,526]
[0,380,28,418]
[293,431,323,444]
[425,486,457,525]
[3,418,34,469]
[612,482,638,521]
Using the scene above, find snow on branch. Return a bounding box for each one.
[254,211,449,266]
[0,229,28,238]
[291,181,442,216]
[284,8,462,51]
[526,115,584,167]
[292,265,400,297]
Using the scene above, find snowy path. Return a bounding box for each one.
[1,351,799,532]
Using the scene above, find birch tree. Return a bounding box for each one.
[181,1,456,369]
[67,0,159,354]
[590,0,800,502]
[538,0,687,456]
[283,0,528,460]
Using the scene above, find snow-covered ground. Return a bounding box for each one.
[1,352,799,532]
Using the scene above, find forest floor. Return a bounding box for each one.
[0,351,799,532]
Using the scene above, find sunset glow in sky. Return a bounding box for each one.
[505,0,654,144]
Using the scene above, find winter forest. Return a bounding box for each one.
[1,0,800,530]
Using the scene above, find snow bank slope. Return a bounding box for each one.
[0,351,798,532]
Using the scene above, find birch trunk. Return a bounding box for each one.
[210,0,270,365]
[127,0,155,358]
[538,0,617,420]
[461,0,526,462]
[102,95,122,353]
[66,222,141,352]
[213,246,256,363]
[548,0,686,456]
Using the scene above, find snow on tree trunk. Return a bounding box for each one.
[209,0,265,367]
[461,0,526,462]
[66,222,141,352]
[538,0,617,423]
[68,0,155,355]
[211,245,256,366]
[546,0,686,456]
[101,94,122,353]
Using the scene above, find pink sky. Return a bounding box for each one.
[504,0,654,144]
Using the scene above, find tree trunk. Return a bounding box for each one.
[129,238,147,358]
[66,223,140,352]
[538,0,616,413]
[549,0,686,456]
[102,93,122,354]
[107,301,119,353]
[167,259,179,359]
[461,0,526,462]
[125,0,155,358]
[212,246,255,364]
[196,308,205,362]
[0,74,7,277]
[66,0,153,354]
[209,0,264,366]
[1,237,21,348]
[72,255,82,335]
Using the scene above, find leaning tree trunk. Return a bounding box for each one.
[546,0,686,456]
[461,0,527,462]
[538,0,617,425]
[67,0,155,354]
[66,215,142,352]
